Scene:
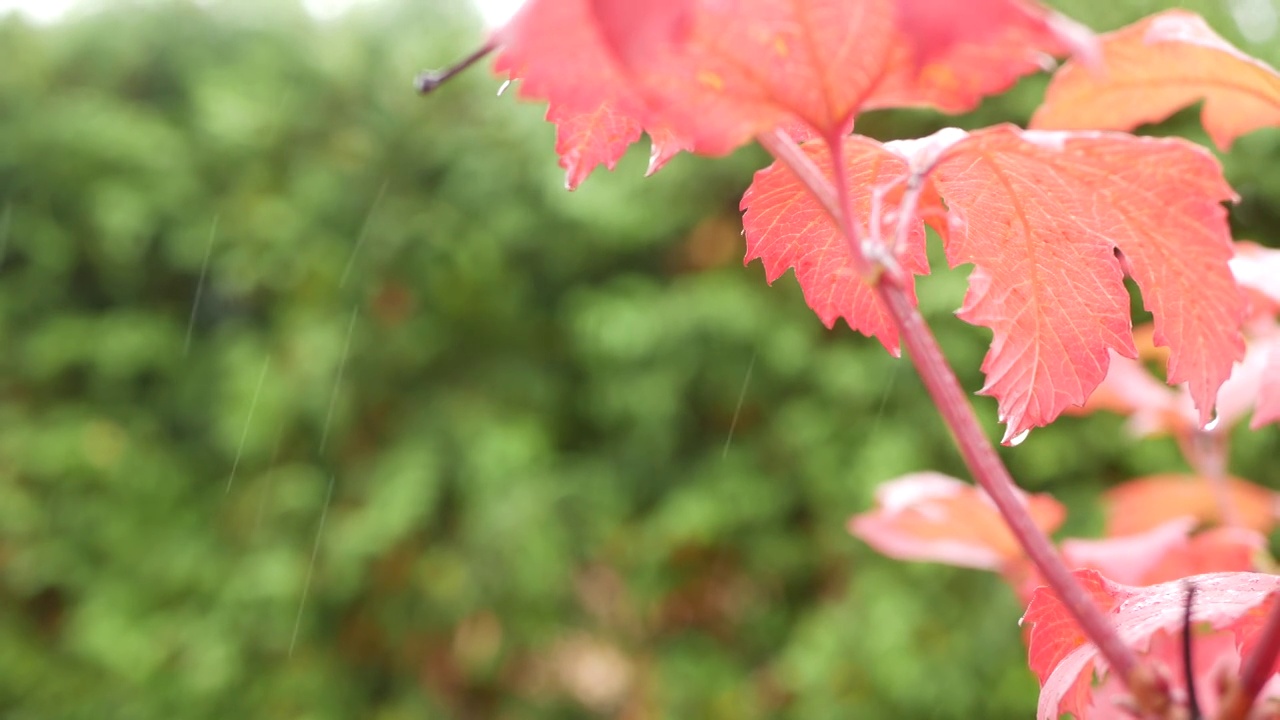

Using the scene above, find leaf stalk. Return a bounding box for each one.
[758,127,1157,714]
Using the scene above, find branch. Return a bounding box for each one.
[417,40,497,95]
[1218,590,1280,720]
[756,127,1158,714]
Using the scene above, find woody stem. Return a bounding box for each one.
[758,127,1149,705]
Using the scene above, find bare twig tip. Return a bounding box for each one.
[416,40,498,96]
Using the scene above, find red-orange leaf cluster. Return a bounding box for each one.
[470,4,1280,714]
[744,125,1244,440]
[494,0,1075,187]
[1024,571,1280,720]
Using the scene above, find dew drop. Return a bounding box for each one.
[1007,429,1030,447]
[1203,413,1221,432]
[496,79,512,96]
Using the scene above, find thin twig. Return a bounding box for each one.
[416,41,497,95]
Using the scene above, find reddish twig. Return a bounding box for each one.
[1218,590,1280,720]
[757,127,1157,712]
[417,40,497,95]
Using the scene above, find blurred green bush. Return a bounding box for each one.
[0,1,1276,718]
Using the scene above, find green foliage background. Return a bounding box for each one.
[0,0,1277,718]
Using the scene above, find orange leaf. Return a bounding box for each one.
[1256,336,1280,429]
[848,471,1065,571]
[867,0,1088,114]
[495,0,1085,178]
[926,126,1243,441]
[549,103,644,190]
[596,0,899,154]
[741,137,932,353]
[1061,519,1263,586]
[1104,473,1280,536]
[1031,10,1280,150]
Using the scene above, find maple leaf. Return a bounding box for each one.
[548,103,643,190]
[1023,570,1280,720]
[1257,339,1280,428]
[867,0,1092,113]
[1081,338,1275,438]
[744,125,1244,441]
[921,126,1244,441]
[591,0,900,154]
[1104,474,1280,537]
[1233,242,1280,313]
[1061,519,1263,587]
[740,136,932,353]
[492,0,1087,184]
[493,0,642,189]
[847,471,1064,571]
[1031,10,1280,150]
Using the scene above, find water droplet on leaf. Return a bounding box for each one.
[1007,429,1030,447]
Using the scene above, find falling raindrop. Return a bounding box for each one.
[319,306,359,456]
[722,351,756,459]
[225,355,271,495]
[0,200,11,271]
[289,474,335,658]
[1007,429,1030,447]
[339,179,390,288]
[184,214,219,357]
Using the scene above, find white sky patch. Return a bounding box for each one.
[300,0,379,22]
[472,0,523,27]
[0,0,76,23]
[0,0,525,25]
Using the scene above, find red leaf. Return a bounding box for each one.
[1256,336,1280,429]
[1105,471,1274,538]
[1061,519,1263,586]
[496,0,1084,174]
[549,103,643,190]
[1076,351,1188,437]
[1104,474,1280,537]
[866,0,1088,113]
[1142,527,1266,583]
[1023,570,1280,720]
[848,471,1065,571]
[1233,242,1280,311]
[596,0,899,154]
[923,125,1243,441]
[740,137,931,353]
[744,125,1243,440]
[1061,517,1199,587]
[1031,10,1280,150]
